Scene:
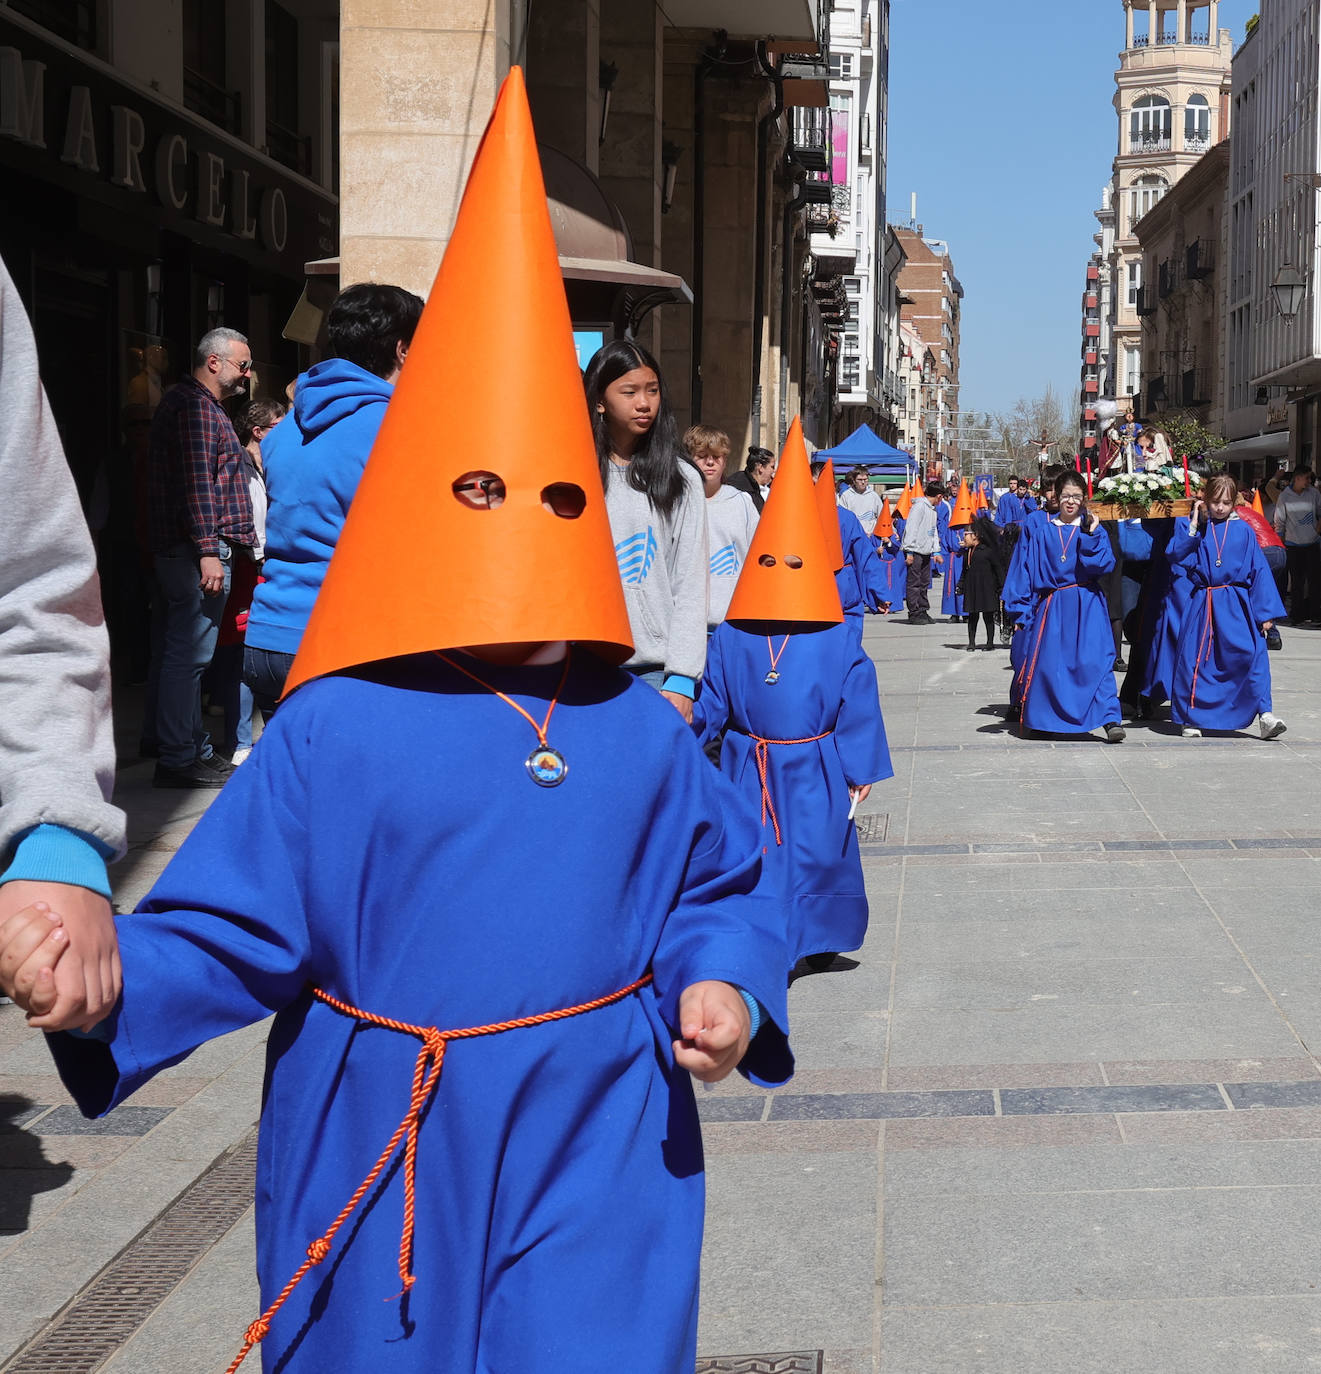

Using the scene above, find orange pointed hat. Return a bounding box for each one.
[973,483,989,514]
[895,477,915,520]
[813,458,846,571]
[873,495,894,539]
[725,418,843,632]
[949,480,974,528]
[284,68,632,697]
[1252,487,1266,516]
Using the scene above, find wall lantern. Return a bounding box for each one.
[661,142,682,214]
[599,61,619,145]
[1272,264,1308,321]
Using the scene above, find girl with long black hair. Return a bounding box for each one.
[584,340,708,721]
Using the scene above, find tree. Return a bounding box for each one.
[1159,411,1226,462]
[992,387,1076,477]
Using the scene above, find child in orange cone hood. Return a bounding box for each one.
[693,420,893,975]
[8,67,793,1374]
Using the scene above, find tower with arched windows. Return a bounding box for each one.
[1096,2,1232,420]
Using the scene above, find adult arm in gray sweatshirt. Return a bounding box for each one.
[0,255,126,1024]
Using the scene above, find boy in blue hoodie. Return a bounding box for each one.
[243,284,423,709]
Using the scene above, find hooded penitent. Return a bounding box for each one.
[813,458,846,572]
[948,480,974,529]
[873,496,894,539]
[724,418,843,633]
[283,66,632,697]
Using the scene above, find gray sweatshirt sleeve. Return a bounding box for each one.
[662,465,710,683]
[0,258,126,866]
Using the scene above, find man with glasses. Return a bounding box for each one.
[144,327,255,787]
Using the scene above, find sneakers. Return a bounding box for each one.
[1260,712,1287,740]
[198,752,237,778]
[1181,726,1202,738]
[153,759,227,789]
[230,746,252,766]
[1103,722,1126,743]
[1266,626,1283,651]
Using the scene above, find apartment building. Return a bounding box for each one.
[895,224,962,470]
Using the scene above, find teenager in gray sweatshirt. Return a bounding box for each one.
[586,341,708,720]
[0,255,126,1028]
[685,424,759,628]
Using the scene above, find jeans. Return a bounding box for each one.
[1284,543,1321,622]
[243,645,297,716]
[151,547,231,769]
[210,642,254,753]
[905,553,932,617]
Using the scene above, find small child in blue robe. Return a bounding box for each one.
[1166,477,1287,738]
[873,529,906,611]
[940,510,966,621]
[694,624,892,970]
[1002,471,1125,742]
[838,504,890,623]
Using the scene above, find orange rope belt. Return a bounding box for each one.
[1189,585,1228,708]
[225,972,653,1373]
[747,731,833,845]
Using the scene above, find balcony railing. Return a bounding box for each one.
[1131,135,1171,154]
[1186,238,1216,280]
[789,106,832,174]
[1136,286,1156,317]
[184,68,242,136]
[1133,29,1209,47]
[1182,368,1211,407]
[1185,135,1212,154]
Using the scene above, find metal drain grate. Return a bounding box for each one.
[855,811,889,844]
[4,1128,257,1373]
[696,1356,823,1374]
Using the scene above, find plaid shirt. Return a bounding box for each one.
[146,377,254,557]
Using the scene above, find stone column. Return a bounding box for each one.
[339,0,517,296]
[1176,0,1187,43]
[598,0,662,268]
[525,0,600,172]
[1208,0,1219,39]
[1125,1,1135,50]
[1148,0,1159,44]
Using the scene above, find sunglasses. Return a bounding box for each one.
[215,355,252,373]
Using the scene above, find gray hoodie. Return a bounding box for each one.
[704,484,759,627]
[0,257,125,884]
[604,460,709,686]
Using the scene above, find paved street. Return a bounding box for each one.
[5,615,1321,1372]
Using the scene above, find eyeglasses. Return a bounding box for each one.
[215,355,252,373]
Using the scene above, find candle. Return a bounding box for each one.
[1182,453,1191,499]
[1086,456,1093,498]
[1075,454,1082,473]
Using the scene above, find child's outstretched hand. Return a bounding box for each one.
[0,904,68,1025]
[674,980,751,1083]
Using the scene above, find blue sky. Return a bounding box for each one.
[885,0,1258,420]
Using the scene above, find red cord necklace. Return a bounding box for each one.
[1055,521,1079,565]
[765,635,790,685]
[434,648,572,786]
[1208,518,1229,568]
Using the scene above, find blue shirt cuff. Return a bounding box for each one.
[0,825,113,899]
[736,988,764,1038]
[661,674,696,700]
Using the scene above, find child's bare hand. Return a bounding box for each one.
[673,980,751,1083]
[0,904,67,1022]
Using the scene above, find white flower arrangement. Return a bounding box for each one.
[1092,463,1202,511]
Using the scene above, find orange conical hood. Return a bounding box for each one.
[725,418,843,632]
[813,458,846,571]
[972,483,989,514]
[949,480,974,528]
[895,479,914,520]
[283,68,632,697]
[873,496,894,539]
[1252,488,1266,516]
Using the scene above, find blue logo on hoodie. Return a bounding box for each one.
[615,527,658,585]
[710,542,741,578]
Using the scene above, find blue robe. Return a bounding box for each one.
[934,500,951,577]
[692,623,892,966]
[940,520,966,617]
[1141,562,1191,706]
[47,654,793,1374]
[871,533,906,608]
[1002,517,1121,733]
[1167,517,1287,729]
[835,507,888,625]
[1006,511,1048,707]
[995,491,1025,527]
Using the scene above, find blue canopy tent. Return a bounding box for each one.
[816,425,915,477]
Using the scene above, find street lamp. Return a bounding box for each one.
[1272,264,1308,321]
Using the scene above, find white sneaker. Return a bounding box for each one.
[1181,726,1202,738]
[1260,712,1287,740]
[230,747,252,765]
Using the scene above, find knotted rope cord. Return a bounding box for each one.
[1017,585,1079,737]
[747,732,833,845]
[224,973,653,1373]
[1189,585,1228,709]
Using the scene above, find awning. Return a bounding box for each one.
[1217,432,1290,460]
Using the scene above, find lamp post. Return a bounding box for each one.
[1272,264,1308,321]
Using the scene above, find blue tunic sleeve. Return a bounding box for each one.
[691,626,732,749]
[834,642,893,787]
[1001,524,1036,621]
[1165,517,1200,568]
[839,508,888,610]
[47,714,316,1116]
[649,755,793,1088]
[1246,535,1287,623]
[1076,524,1116,577]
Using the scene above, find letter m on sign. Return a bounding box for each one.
[0,49,46,148]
